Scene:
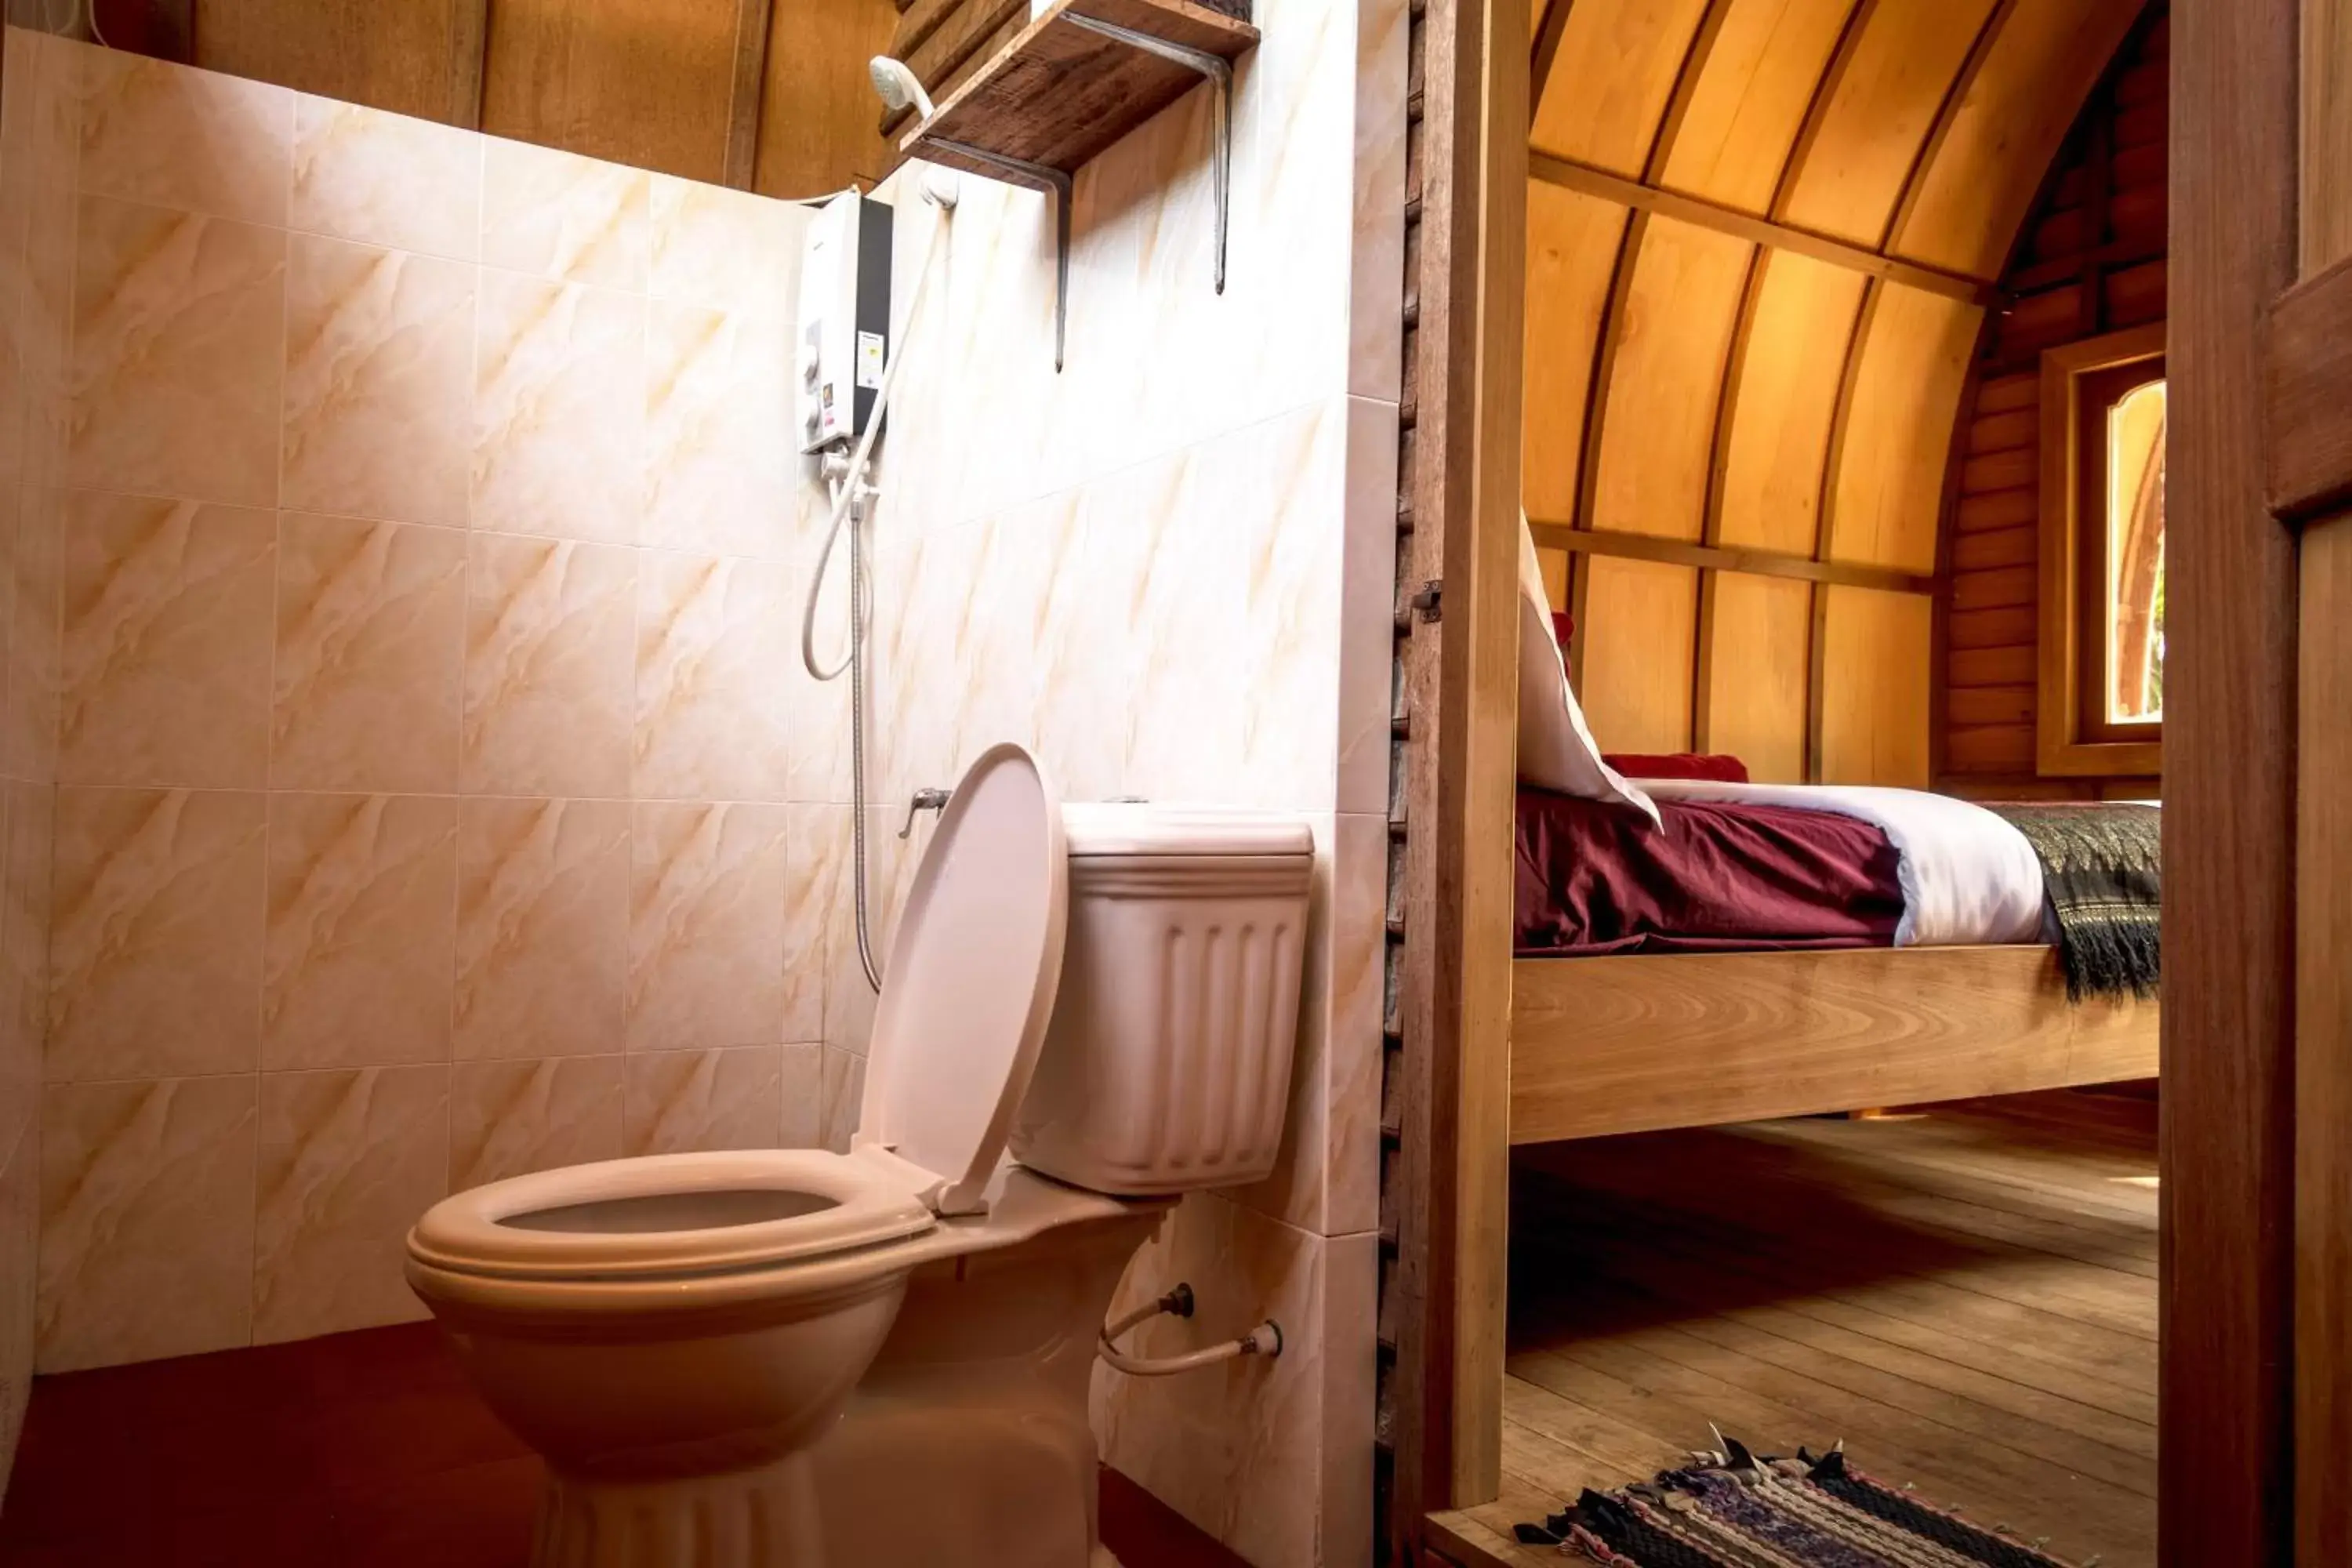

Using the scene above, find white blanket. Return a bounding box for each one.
[1636,779,2048,948]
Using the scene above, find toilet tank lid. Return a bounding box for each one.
[1060,803,1314,858]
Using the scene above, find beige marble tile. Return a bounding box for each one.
[281,234,474,528]
[633,553,790,803]
[1091,1195,1331,1568]
[48,786,265,1083]
[622,1044,781,1156]
[67,196,286,508]
[290,95,481,261]
[1319,1229,1379,1566]
[779,804,845,1044]
[481,137,649,291]
[0,783,53,1120]
[816,1044,864,1154]
[1099,401,1347,812]
[262,793,456,1072]
[2,486,62,786]
[818,806,927,1061]
[471,270,644,546]
[644,299,795,558]
[1349,0,1410,402]
[1336,396,1400,815]
[627,802,788,1054]
[253,1063,446,1344]
[449,1054,623,1189]
[453,797,628,1062]
[648,173,804,317]
[0,1123,35,1461]
[74,46,292,227]
[37,1074,256,1372]
[57,491,274,789]
[272,514,466,794]
[7,34,78,517]
[779,1041,822,1150]
[462,533,633,799]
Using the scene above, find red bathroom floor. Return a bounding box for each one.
[0,1322,1245,1567]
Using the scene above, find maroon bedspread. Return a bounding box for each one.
[1515,786,1905,956]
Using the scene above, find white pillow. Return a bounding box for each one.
[1515,514,1660,826]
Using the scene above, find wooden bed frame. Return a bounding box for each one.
[1508,945,2158,1145]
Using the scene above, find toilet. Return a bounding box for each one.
[405,744,1314,1568]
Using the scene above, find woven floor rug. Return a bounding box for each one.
[1515,1438,2088,1566]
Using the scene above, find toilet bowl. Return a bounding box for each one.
[405,744,1312,1568]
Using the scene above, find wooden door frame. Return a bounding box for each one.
[1400,2,2321,1565]
[2166,1,2300,1565]
[1386,0,1523,1555]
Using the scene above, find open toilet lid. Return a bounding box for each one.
[855,743,1068,1215]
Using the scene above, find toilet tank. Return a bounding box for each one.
[1010,805,1315,1196]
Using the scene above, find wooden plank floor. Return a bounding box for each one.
[1431,1091,2157,1568]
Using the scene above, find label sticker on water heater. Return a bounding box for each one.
[856,331,886,390]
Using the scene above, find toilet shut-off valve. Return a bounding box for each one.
[1096,1283,1283,1377]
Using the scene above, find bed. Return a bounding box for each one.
[1506,779,2161,1144]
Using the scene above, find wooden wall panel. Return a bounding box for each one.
[189,0,463,122]
[1657,0,1855,213]
[1777,0,1999,245]
[755,0,898,195]
[170,0,893,193]
[1817,583,1930,783]
[1715,249,1868,554]
[1590,217,1753,539]
[1894,0,2143,274]
[1576,557,1699,753]
[1700,572,1811,779]
[1523,184,1631,521]
[1528,0,1712,172]
[1829,285,1980,570]
[1935,4,2167,795]
[479,0,742,183]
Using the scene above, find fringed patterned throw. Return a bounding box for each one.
[1515,1439,2093,1566]
[1985,803,2161,1001]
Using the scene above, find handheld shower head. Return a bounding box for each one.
[868,56,959,209]
[867,56,936,122]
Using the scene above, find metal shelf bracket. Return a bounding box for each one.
[920,139,1074,371]
[1065,13,1234,296]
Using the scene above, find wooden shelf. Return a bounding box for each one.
[899,0,1258,185]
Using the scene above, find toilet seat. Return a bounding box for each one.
[408,745,1073,1299]
[407,1148,936,1283]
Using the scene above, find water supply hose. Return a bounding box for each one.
[1097,1283,1283,1377]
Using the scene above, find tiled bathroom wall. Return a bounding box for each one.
[0,8,1404,1561]
[0,28,880,1377]
[850,1,1409,1560]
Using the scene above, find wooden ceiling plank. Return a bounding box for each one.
[1769,0,1878,222]
[1560,0,1734,539]
[1878,0,2020,249]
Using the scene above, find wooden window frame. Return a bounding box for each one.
[2037,321,2167,777]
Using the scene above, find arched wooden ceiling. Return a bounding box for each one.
[1522,0,2147,777]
